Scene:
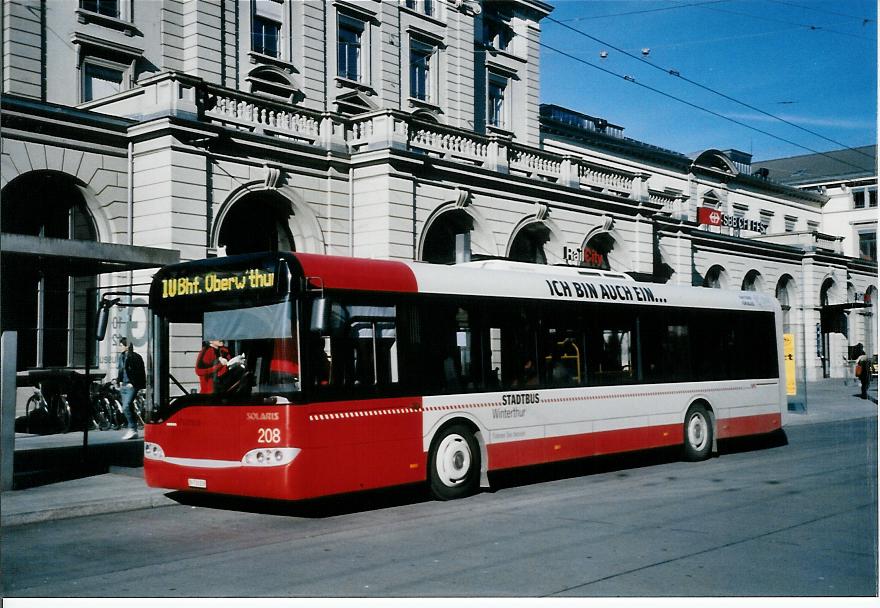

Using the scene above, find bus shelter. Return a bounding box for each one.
[0,234,179,490]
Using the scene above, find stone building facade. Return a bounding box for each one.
[1,0,876,394]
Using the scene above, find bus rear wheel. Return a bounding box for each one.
[683,404,713,461]
[429,424,481,501]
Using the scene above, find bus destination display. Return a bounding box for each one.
[160,268,276,299]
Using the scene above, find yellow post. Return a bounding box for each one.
[784,333,797,396]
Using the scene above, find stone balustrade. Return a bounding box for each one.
[509,145,563,181]
[579,162,635,197]
[83,72,651,202]
[204,91,322,143]
[409,123,489,165]
[649,190,679,209]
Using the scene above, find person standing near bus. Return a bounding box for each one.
[116,337,146,440]
[855,344,872,400]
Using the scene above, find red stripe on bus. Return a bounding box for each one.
[294,253,418,293]
[716,412,781,439]
[487,423,683,470]
[486,412,781,471]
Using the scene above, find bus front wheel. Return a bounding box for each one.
[683,404,713,461]
[429,424,481,501]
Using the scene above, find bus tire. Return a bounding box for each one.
[683,404,713,461]
[429,424,481,501]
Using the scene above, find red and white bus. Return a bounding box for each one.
[144,252,785,501]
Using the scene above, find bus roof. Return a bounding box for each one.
[294,253,779,313]
[150,252,780,314]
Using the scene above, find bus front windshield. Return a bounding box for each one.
[163,300,301,403]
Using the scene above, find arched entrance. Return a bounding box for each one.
[1,171,98,368]
[819,277,839,378]
[775,274,796,333]
[865,287,877,360]
[217,191,295,255]
[421,209,474,264]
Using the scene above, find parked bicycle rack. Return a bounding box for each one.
[15,368,106,434]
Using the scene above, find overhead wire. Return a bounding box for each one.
[698,4,873,40]
[764,0,875,25]
[556,1,728,22]
[544,15,875,168]
[539,40,874,174]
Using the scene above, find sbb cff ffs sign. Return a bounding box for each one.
[697,207,768,234]
[698,207,723,226]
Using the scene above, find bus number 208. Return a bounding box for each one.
[258,428,281,444]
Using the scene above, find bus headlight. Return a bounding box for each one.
[242,447,300,467]
[144,442,165,460]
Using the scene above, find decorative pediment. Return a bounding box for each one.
[246,66,303,104]
[334,91,378,115]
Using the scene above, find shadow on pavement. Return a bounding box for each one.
[166,482,431,519]
[717,428,789,455]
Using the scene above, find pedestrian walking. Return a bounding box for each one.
[117,338,146,439]
[854,344,872,400]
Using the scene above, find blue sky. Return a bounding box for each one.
[539,0,877,162]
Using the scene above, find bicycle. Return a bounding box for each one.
[133,389,147,428]
[90,382,117,431]
[104,382,145,429]
[25,383,72,434]
[105,383,126,429]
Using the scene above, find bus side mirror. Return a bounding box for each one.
[310,297,328,334]
[95,297,120,341]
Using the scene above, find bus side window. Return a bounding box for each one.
[414,301,484,394]
[496,304,538,389]
[541,328,581,387]
[586,313,635,386]
[311,301,399,390]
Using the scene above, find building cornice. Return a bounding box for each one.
[1,94,133,151]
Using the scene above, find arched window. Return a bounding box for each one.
[742,269,763,292]
[421,210,473,264]
[218,192,294,255]
[509,223,550,264]
[581,232,614,270]
[865,287,877,360]
[775,275,796,333]
[1,171,98,368]
[703,265,726,289]
[820,278,834,308]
